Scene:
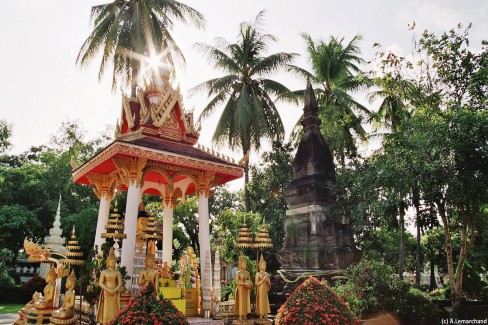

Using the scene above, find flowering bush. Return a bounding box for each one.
[275,276,359,325]
[110,283,188,325]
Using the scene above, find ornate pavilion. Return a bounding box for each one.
[71,69,243,293]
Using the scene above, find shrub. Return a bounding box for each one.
[0,276,22,303]
[21,275,46,302]
[110,283,188,325]
[334,259,444,324]
[275,276,359,325]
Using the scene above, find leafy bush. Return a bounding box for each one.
[110,283,188,325]
[0,276,22,303]
[21,275,46,302]
[334,259,444,324]
[275,276,359,325]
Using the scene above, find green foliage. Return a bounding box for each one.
[0,205,40,255]
[78,0,204,92]
[212,209,260,264]
[360,228,417,273]
[110,283,188,325]
[193,10,296,211]
[0,119,12,154]
[275,276,359,325]
[81,246,107,305]
[220,279,236,300]
[248,141,293,272]
[173,196,199,255]
[289,34,370,167]
[21,275,46,302]
[0,276,21,303]
[334,260,443,324]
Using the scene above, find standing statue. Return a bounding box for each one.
[179,247,199,288]
[34,265,57,309]
[97,248,122,325]
[50,269,76,323]
[136,202,149,256]
[139,254,159,291]
[235,254,252,321]
[255,255,271,321]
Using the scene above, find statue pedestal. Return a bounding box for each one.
[49,316,78,325]
[184,288,199,317]
[15,307,56,325]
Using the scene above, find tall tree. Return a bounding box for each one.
[192,10,296,211]
[77,0,204,94]
[289,34,370,168]
[0,120,12,155]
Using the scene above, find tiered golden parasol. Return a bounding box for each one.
[253,220,273,249]
[61,226,85,266]
[143,212,163,257]
[101,202,127,241]
[235,216,253,249]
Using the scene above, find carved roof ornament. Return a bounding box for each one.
[115,65,199,145]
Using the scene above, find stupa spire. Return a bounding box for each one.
[44,196,67,252]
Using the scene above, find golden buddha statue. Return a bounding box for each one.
[139,254,159,291]
[97,248,122,325]
[136,202,149,255]
[235,254,252,321]
[34,265,56,310]
[51,269,76,320]
[160,261,172,279]
[255,255,271,320]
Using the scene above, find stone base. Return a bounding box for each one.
[254,319,272,325]
[187,317,224,325]
[231,320,253,325]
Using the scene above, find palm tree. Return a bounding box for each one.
[192,11,296,212]
[289,34,370,168]
[368,73,415,133]
[77,0,204,94]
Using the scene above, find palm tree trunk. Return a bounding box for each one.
[414,191,421,286]
[429,255,436,291]
[244,158,250,212]
[399,204,405,280]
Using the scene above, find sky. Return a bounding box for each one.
[1,0,486,163]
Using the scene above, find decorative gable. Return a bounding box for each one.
[116,76,199,145]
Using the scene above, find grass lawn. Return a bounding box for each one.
[0,304,23,314]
